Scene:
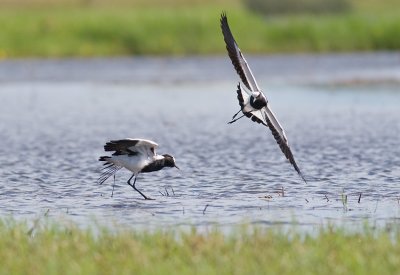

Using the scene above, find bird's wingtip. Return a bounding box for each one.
[220,11,228,23]
[299,172,307,184]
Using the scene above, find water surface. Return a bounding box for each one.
[0,54,399,231]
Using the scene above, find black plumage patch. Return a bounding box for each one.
[236,83,245,109]
[250,95,267,110]
[141,159,165,173]
[104,139,139,152]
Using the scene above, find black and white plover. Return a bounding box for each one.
[220,13,306,183]
[98,138,179,200]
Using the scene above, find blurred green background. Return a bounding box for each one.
[0,0,399,57]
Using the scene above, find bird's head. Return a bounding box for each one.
[163,154,180,170]
[250,90,268,109]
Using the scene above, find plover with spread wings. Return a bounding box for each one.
[220,13,306,183]
[99,138,179,200]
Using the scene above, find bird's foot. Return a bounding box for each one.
[144,196,155,200]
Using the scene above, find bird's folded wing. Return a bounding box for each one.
[220,13,260,93]
[104,138,158,157]
[236,83,249,109]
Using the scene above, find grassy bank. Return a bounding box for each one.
[0,0,399,57]
[1,220,400,274]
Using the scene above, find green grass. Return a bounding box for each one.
[1,220,400,274]
[0,0,399,57]
[0,6,227,57]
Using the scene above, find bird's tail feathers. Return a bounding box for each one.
[98,165,121,185]
[98,156,121,185]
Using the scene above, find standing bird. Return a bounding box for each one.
[98,138,179,200]
[220,12,306,183]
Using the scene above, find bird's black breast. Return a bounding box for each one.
[141,159,165,173]
[250,95,267,109]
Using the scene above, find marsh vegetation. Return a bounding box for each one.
[1,220,400,275]
[0,0,399,57]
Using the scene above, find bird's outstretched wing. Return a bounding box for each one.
[220,12,260,93]
[261,107,306,182]
[104,138,158,158]
[236,84,306,182]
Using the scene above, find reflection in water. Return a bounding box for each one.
[0,57,399,231]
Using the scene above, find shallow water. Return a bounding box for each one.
[0,54,399,232]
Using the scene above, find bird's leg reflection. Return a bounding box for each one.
[111,174,116,197]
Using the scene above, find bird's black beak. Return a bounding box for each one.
[174,165,180,170]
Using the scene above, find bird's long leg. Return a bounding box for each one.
[127,174,135,188]
[231,109,242,120]
[227,113,247,124]
[228,110,255,124]
[127,174,154,200]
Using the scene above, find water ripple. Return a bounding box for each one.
[0,74,399,230]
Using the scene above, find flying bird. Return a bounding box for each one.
[99,138,179,200]
[220,12,306,183]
